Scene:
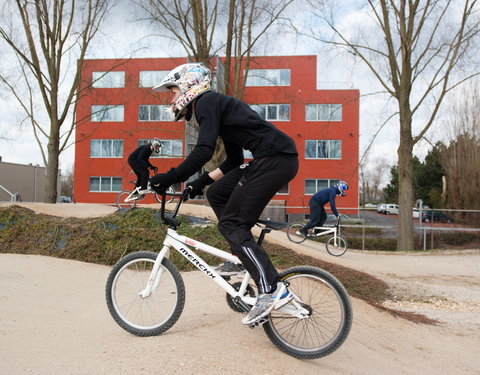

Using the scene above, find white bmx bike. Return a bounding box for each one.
[287,218,348,256]
[105,189,352,359]
[115,179,175,209]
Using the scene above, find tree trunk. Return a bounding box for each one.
[397,113,415,251]
[45,121,60,203]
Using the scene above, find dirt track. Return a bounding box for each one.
[1,202,479,374]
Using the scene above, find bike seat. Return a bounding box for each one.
[256,219,288,231]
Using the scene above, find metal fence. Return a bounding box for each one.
[261,203,480,251]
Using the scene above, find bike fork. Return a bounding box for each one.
[138,247,168,298]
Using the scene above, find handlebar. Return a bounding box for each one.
[159,187,192,228]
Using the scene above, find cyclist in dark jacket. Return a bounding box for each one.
[299,181,349,236]
[127,138,161,195]
[150,63,298,325]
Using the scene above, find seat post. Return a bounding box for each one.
[256,228,271,245]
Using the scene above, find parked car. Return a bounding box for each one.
[376,204,387,214]
[384,204,399,215]
[422,210,453,223]
[59,196,72,203]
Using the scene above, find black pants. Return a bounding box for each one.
[206,154,298,294]
[128,160,149,190]
[304,199,327,230]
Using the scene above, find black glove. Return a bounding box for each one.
[186,172,214,199]
[150,168,178,194]
[151,166,158,173]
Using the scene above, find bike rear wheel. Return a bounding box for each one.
[116,191,137,209]
[105,251,185,336]
[154,186,176,204]
[286,223,307,243]
[264,266,352,359]
[325,235,347,256]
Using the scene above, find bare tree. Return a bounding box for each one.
[308,0,480,250]
[0,0,110,203]
[439,82,480,211]
[136,0,293,98]
[360,155,390,205]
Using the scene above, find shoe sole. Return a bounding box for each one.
[242,291,293,325]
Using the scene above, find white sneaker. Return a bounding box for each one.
[242,282,293,325]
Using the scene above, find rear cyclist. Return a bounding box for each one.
[298,181,349,236]
[127,138,161,199]
[149,63,299,325]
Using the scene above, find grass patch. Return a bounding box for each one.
[0,205,434,324]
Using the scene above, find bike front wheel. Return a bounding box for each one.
[154,185,176,204]
[105,251,185,336]
[286,223,307,244]
[116,191,137,209]
[264,266,352,360]
[325,235,347,256]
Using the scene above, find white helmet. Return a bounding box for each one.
[150,138,162,153]
[153,63,212,121]
[336,180,349,196]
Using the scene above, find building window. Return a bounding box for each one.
[138,105,172,121]
[139,70,169,88]
[89,177,122,192]
[138,139,182,158]
[305,179,340,195]
[250,104,290,121]
[92,71,125,88]
[245,69,290,86]
[90,139,123,158]
[91,105,124,122]
[306,104,342,121]
[305,140,341,159]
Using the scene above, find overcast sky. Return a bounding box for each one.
[0,0,451,178]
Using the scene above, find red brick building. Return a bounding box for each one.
[74,55,359,220]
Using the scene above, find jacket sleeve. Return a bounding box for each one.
[171,96,220,182]
[329,189,339,216]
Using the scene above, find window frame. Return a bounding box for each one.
[305,140,342,159]
[245,69,291,87]
[305,104,342,122]
[91,105,124,122]
[89,176,123,192]
[92,71,125,88]
[139,70,169,88]
[90,139,123,158]
[250,104,290,121]
[138,104,172,122]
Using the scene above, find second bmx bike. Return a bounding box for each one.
[287,218,348,256]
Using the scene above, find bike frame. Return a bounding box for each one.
[139,228,256,307]
[310,225,337,238]
[139,189,309,319]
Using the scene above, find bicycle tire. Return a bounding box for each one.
[286,223,307,244]
[325,235,347,256]
[105,251,185,336]
[263,266,352,360]
[154,186,176,204]
[116,191,137,209]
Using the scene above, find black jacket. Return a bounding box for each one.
[128,144,154,169]
[173,91,298,182]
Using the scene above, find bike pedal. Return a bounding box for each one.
[248,317,268,329]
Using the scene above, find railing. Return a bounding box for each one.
[0,185,22,202]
